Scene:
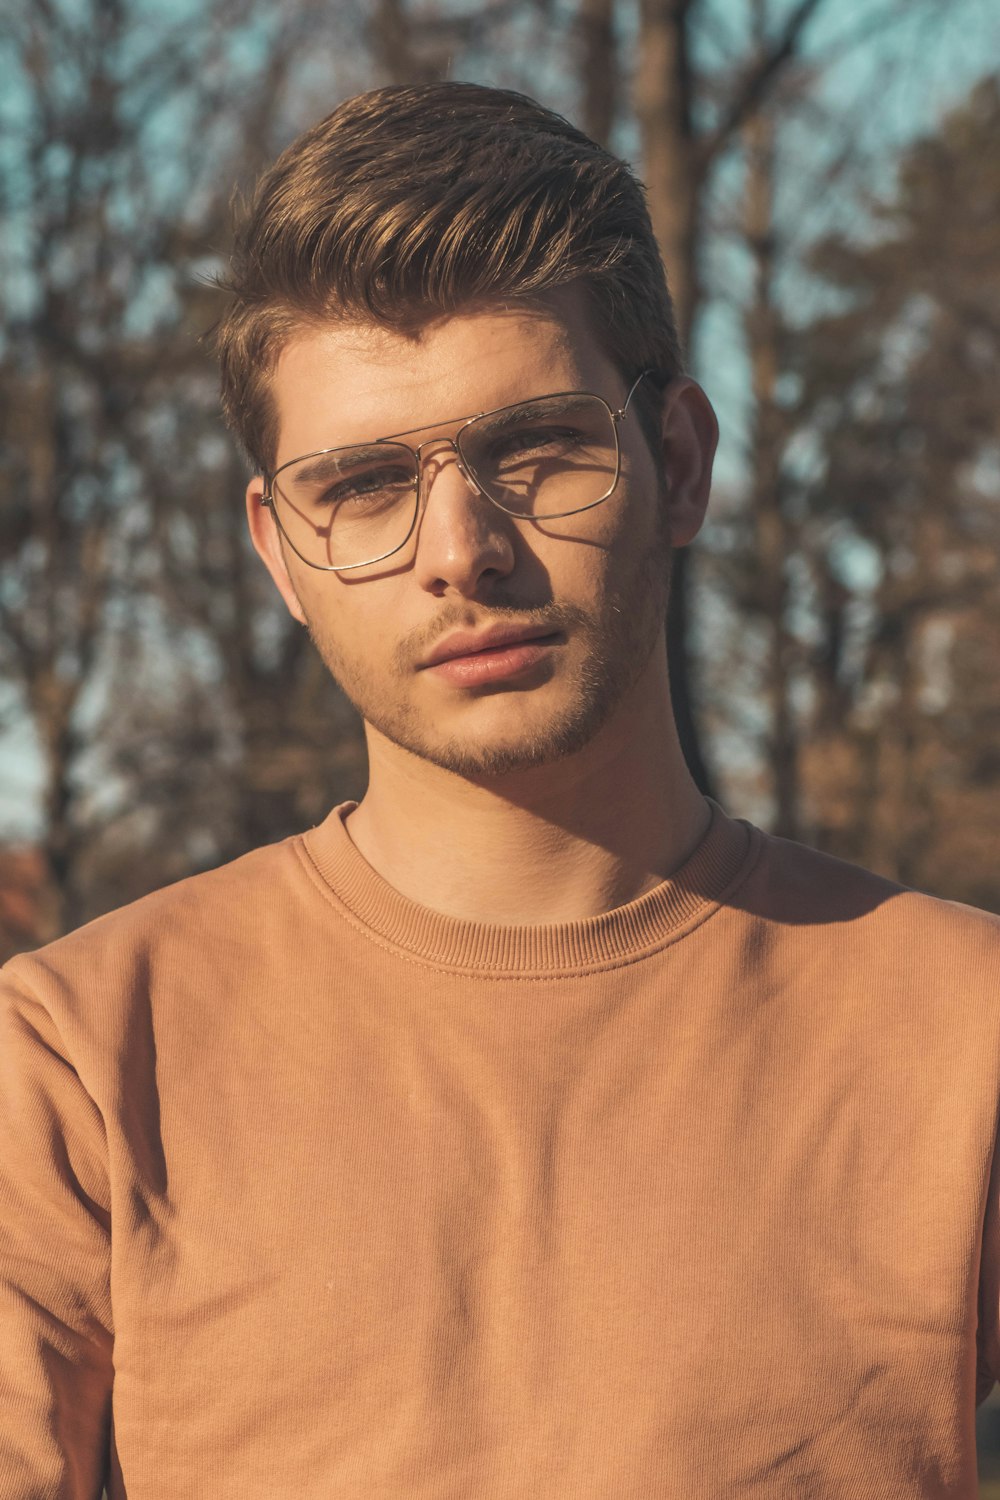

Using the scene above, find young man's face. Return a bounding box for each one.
[246,292,714,780]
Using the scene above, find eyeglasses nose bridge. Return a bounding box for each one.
[411,433,476,488]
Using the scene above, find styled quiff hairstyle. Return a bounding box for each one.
[213,82,684,475]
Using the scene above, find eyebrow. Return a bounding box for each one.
[375,391,592,443]
[282,445,411,486]
[278,392,597,481]
[471,395,592,436]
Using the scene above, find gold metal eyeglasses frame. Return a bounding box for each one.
[260,369,652,572]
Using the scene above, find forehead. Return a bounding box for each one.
[269,292,620,467]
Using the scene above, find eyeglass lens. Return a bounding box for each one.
[270,392,620,570]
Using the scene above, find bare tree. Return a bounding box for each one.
[0,0,358,931]
[627,0,970,797]
[784,76,1000,902]
[630,0,828,791]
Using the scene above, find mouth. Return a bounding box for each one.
[419,625,562,687]
[421,624,557,669]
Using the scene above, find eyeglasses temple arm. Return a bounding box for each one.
[613,369,655,421]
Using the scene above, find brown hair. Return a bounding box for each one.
[213,82,683,474]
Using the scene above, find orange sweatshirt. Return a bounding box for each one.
[2,798,1000,1499]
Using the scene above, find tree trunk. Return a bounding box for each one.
[744,102,799,837]
[578,0,618,147]
[634,0,713,795]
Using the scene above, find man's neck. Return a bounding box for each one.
[344,656,711,926]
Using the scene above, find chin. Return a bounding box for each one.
[412,738,576,779]
[379,694,624,779]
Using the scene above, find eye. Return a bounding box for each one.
[487,424,590,465]
[318,465,415,508]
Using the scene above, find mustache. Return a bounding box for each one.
[393,599,590,672]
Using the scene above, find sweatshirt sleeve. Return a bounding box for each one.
[0,958,113,1497]
[978,1111,1000,1407]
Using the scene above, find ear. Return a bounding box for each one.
[658,377,718,548]
[245,476,308,626]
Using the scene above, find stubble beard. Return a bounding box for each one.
[300,535,673,781]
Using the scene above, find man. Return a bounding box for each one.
[2,81,1000,1500]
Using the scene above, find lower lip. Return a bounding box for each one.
[425,635,558,687]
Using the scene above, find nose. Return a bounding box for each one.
[410,437,516,599]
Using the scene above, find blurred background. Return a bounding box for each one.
[2,0,999,950]
[1,0,1000,1479]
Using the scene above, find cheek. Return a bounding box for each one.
[529,490,635,569]
[322,594,403,678]
[581,487,664,573]
[526,499,656,617]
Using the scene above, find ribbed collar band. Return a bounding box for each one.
[300,797,758,977]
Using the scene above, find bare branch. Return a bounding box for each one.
[700,0,826,164]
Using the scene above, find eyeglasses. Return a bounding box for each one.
[260,371,651,572]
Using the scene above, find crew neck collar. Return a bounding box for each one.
[298,797,758,976]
